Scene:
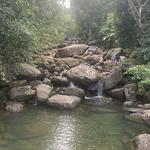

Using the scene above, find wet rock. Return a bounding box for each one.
[9,86,35,101]
[55,44,89,58]
[133,134,150,150]
[107,88,125,100]
[48,94,81,109]
[51,76,69,86]
[58,87,85,98]
[5,102,23,112]
[123,101,135,109]
[104,68,123,90]
[17,63,42,80]
[84,96,112,106]
[144,104,150,109]
[66,64,100,86]
[36,84,53,102]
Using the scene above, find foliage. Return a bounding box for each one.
[100,13,117,48]
[0,0,75,81]
[127,65,150,89]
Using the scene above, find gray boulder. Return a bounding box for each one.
[18,63,42,79]
[133,134,150,150]
[9,85,35,101]
[55,44,89,58]
[104,68,123,90]
[48,94,81,109]
[35,84,53,102]
[58,87,85,98]
[66,64,100,86]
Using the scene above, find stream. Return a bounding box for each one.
[0,103,149,150]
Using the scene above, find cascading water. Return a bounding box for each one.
[69,81,76,88]
[97,80,104,96]
[85,80,104,102]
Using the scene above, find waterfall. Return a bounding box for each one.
[88,80,104,96]
[69,81,76,88]
[97,80,104,96]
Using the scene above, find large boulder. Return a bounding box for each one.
[17,63,42,79]
[133,134,150,150]
[66,64,100,86]
[5,102,23,113]
[35,84,53,102]
[55,44,89,58]
[58,87,85,98]
[9,85,35,101]
[104,68,123,90]
[48,94,81,109]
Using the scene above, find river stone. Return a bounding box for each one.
[104,68,123,90]
[133,134,150,150]
[5,102,23,112]
[55,44,89,58]
[48,94,81,109]
[58,87,85,98]
[9,85,35,101]
[36,84,53,102]
[142,110,150,126]
[66,64,100,86]
[18,63,42,79]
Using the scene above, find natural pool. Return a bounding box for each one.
[0,103,149,150]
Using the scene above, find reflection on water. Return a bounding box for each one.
[0,104,149,150]
[47,115,76,150]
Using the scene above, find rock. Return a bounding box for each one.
[107,88,125,100]
[51,76,69,86]
[124,83,137,102]
[144,91,150,103]
[104,48,122,60]
[144,104,150,109]
[9,80,27,88]
[133,134,150,150]
[36,84,53,102]
[58,87,85,98]
[59,58,81,68]
[18,63,42,80]
[84,46,103,56]
[84,55,103,65]
[66,64,100,86]
[48,94,81,109]
[104,68,123,90]
[142,110,150,126]
[84,96,112,106]
[9,86,35,101]
[55,44,89,58]
[123,101,135,108]
[43,78,52,86]
[29,80,43,88]
[5,102,23,112]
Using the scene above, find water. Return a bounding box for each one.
[0,104,149,150]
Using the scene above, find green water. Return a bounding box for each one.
[0,104,149,150]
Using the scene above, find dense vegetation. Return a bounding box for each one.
[0,0,150,87]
